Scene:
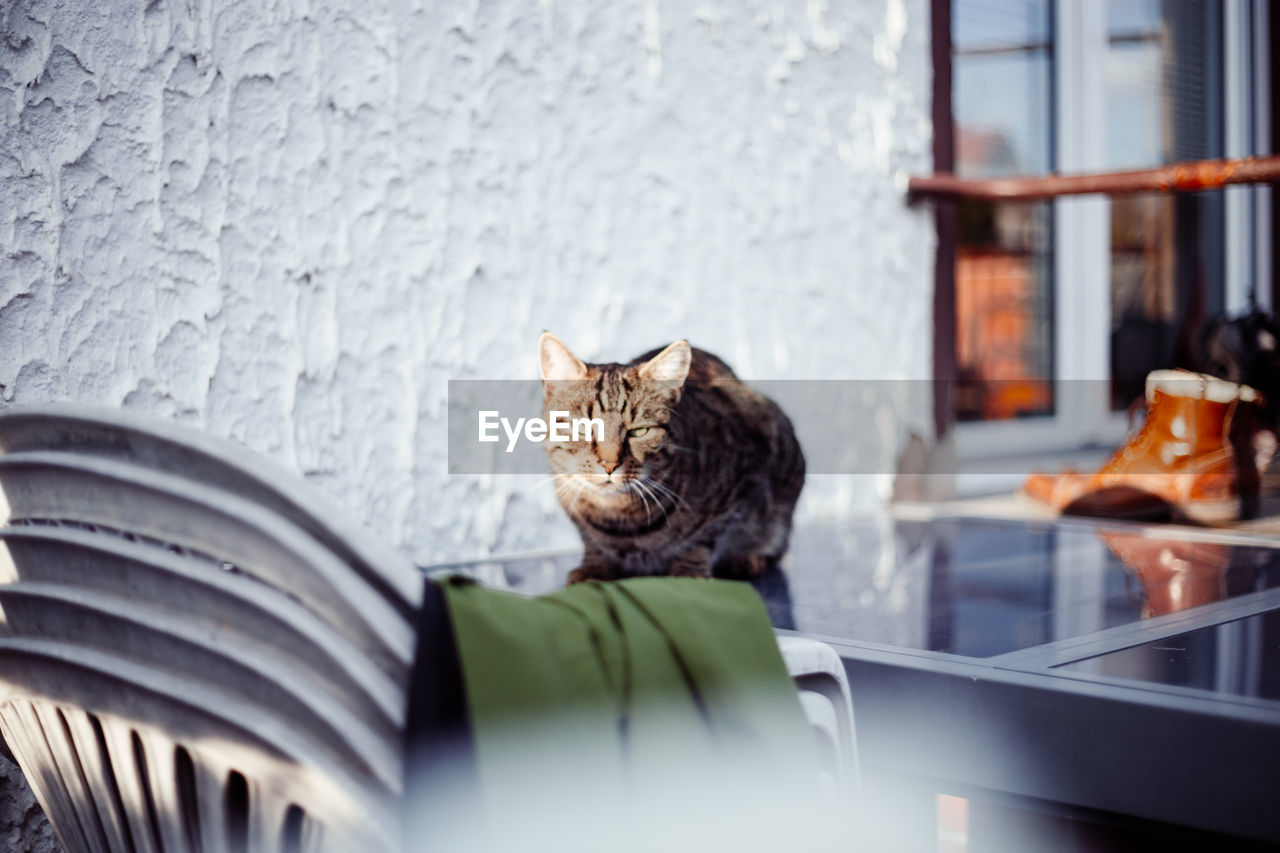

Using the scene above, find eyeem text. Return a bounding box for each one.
[478,410,604,453]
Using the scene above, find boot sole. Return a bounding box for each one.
[1061,488,1241,526]
[1173,497,1242,526]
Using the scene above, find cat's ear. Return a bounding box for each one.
[638,340,692,385]
[539,332,587,382]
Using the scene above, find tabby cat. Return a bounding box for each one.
[538,332,805,582]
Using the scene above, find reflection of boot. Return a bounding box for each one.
[1024,370,1262,524]
[1098,530,1230,618]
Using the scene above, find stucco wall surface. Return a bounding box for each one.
[0,752,59,852]
[0,0,933,563]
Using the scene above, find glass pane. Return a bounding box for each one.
[952,0,1055,422]
[954,200,1055,421]
[953,0,1053,177]
[1059,609,1280,702]
[1106,0,1224,410]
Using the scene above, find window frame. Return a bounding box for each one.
[950,0,1273,467]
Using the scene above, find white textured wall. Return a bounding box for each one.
[0,0,934,564]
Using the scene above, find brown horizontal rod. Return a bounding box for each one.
[907,155,1280,203]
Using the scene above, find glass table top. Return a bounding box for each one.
[433,514,1280,701]
[778,517,1280,659]
[1058,608,1280,702]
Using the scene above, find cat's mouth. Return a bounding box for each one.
[571,472,638,496]
[591,475,633,492]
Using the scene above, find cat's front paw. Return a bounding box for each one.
[666,545,714,578]
[713,553,772,579]
[566,565,609,585]
[669,565,713,579]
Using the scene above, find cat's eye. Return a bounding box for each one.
[627,427,651,438]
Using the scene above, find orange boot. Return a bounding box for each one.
[1024,370,1262,524]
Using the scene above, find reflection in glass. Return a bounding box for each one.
[776,518,1280,659]
[953,0,1053,178]
[951,0,1054,422]
[954,200,1054,421]
[1097,530,1230,618]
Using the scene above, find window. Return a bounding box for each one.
[952,0,1054,425]
[945,1,1272,461]
[1104,0,1225,409]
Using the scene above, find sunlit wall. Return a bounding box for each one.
[0,0,934,562]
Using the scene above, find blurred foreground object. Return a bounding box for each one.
[405,577,856,853]
[0,405,857,852]
[0,404,430,851]
[1024,370,1262,523]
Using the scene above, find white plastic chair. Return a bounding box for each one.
[0,405,422,852]
[776,635,859,793]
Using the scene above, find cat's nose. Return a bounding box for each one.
[598,442,621,474]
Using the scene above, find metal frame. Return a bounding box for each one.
[807,566,1280,840]
[829,636,1280,842]
[990,585,1280,670]
[797,505,1280,842]
[1227,0,1275,313]
[1258,0,1275,311]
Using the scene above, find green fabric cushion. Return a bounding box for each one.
[438,576,817,803]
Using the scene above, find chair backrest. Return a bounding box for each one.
[0,583,399,790]
[0,452,414,682]
[775,635,860,793]
[0,525,404,731]
[0,641,395,852]
[0,404,421,852]
[0,405,421,615]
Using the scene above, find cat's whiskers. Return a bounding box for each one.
[631,479,654,528]
[573,481,592,510]
[520,472,575,496]
[548,472,591,510]
[638,474,691,514]
[663,443,699,456]
[644,479,668,520]
[553,474,590,512]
